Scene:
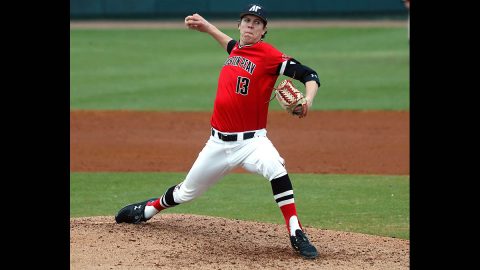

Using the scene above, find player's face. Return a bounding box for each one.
[238,15,266,45]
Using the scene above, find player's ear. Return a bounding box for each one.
[260,26,267,39]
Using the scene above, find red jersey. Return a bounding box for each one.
[210,41,290,132]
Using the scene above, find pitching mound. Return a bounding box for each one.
[70,214,409,269]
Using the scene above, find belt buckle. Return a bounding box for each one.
[213,129,249,142]
[220,132,236,141]
[224,133,236,141]
[218,131,227,141]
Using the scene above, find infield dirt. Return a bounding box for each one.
[70,110,408,175]
[70,110,409,269]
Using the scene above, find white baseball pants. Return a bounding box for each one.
[172,128,287,204]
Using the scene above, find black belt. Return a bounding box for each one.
[211,129,255,142]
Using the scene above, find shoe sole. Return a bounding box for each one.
[300,252,318,259]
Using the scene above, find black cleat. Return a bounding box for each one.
[115,198,157,224]
[290,229,319,259]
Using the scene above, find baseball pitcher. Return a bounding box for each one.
[115,4,321,259]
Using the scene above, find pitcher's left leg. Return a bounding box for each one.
[270,174,318,259]
[241,136,318,259]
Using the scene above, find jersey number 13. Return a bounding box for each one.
[235,76,250,96]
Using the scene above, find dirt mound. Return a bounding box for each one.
[70,214,409,270]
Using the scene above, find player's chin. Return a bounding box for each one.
[241,35,259,45]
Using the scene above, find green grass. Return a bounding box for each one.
[70,27,409,111]
[69,26,410,240]
[70,172,409,239]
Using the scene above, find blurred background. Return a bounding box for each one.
[70,0,410,111]
[70,0,408,20]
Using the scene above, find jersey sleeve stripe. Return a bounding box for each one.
[279,60,288,75]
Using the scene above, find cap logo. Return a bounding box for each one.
[249,5,261,12]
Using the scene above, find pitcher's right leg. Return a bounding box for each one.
[142,137,231,219]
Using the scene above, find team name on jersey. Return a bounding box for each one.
[224,56,257,75]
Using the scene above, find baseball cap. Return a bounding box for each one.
[240,4,268,25]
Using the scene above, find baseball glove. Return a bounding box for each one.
[273,79,308,117]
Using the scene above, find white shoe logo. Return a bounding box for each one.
[249,5,261,12]
[134,205,141,210]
